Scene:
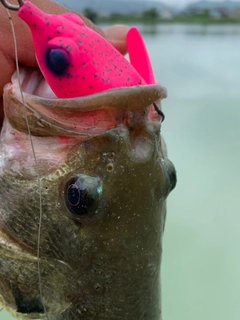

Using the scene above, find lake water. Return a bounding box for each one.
[2,23,240,320]
[140,23,240,320]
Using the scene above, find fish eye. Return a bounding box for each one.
[45,48,70,75]
[64,175,102,216]
[163,158,177,192]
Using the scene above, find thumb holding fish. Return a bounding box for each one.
[0,0,129,125]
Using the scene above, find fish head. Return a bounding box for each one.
[0,66,176,319]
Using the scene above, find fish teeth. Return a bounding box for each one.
[11,68,57,98]
[34,76,56,98]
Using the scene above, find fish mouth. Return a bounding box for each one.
[3,67,167,137]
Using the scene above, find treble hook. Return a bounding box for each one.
[0,0,24,10]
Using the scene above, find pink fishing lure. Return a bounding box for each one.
[18,1,155,98]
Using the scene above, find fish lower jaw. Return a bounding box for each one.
[4,67,166,141]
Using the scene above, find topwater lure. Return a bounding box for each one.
[1,0,164,119]
[0,0,158,98]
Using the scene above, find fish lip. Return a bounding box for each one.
[8,67,167,110]
[3,67,166,137]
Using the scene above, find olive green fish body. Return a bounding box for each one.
[0,68,176,319]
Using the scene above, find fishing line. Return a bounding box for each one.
[6,9,49,320]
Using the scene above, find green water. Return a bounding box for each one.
[147,24,240,320]
[2,24,240,319]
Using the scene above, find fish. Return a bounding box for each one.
[0,1,177,319]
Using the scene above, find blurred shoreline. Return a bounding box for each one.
[82,7,240,25]
[97,16,240,24]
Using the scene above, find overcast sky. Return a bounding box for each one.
[55,0,240,9]
[55,0,240,10]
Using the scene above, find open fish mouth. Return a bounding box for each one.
[3,67,167,138]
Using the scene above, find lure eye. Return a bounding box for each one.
[64,175,102,216]
[45,48,70,75]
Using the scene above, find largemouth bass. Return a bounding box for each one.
[0,1,176,319]
[0,66,176,319]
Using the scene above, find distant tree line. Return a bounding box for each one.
[142,8,159,20]
[82,6,240,24]
[83,7,160,23]
[83,8,98,23]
